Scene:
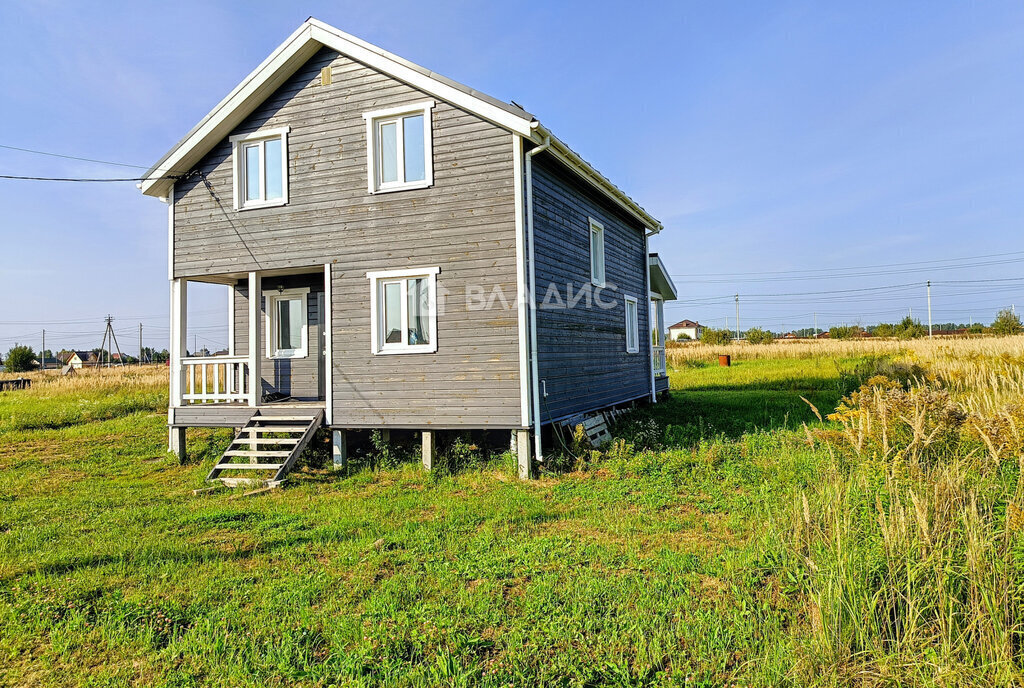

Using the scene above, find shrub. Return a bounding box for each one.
[829,325,862,340]
[825,376,967,466]
[745,327,774,345]
[893,316,926,339]
[700,328,733,346]
[991,308,1022,336]
[3,345,37,372]
[873,323,895,338]
[675,333,691,341]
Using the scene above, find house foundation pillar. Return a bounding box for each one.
[169,427,187,463]
[514,429,532,480]
[422,430,435,471]
[332,429,347,471]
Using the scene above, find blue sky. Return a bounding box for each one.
[1,1,1022,353]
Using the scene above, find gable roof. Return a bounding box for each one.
[669,320,702,329]
[141,18,661,232]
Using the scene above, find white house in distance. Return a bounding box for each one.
[668,319,704,341]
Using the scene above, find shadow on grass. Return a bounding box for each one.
[652,389,840,442]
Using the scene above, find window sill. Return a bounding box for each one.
[238,199,288,212]
[591,279,606,288]
[370,181,432,195]
[373,346,437,356]
[268,351,308,360]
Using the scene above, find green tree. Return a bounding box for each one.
[4,345,37,372]
[700,328,733,346]
[745,327,774,345]
[894,316,926,340]
[829,325,862,340]
[874,323,894,338]
[991,309,1022,336]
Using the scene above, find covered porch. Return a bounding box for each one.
[168,264,332,437]
[648,253,677,395]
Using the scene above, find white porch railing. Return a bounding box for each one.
[181,356,250,404]
[652,346,667,376]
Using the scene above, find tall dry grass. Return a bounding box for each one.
[786,341,1024,682]
[0,366,168,433]
[668,334,1024,365]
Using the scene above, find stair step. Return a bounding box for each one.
[214,463,284,471]
[207,408,324,485]
[223,449,292,457]
[251,415,322,422]
[239,425,311,433]
[231,437,301,445]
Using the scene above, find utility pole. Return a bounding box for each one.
[734,294,740,340]
[813,312,818,338]
[927,281,933,338]
[41,329,45,372]
[139,323,143,366]
[97,316,126,368]
[193,334,197,357]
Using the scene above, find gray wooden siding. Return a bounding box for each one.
[531,153,652,423]
[173,47,522,428]
[233,273,323,401]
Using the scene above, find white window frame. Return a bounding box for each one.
[363,101,435,194]
[366,267,440,355]
[265,287,309,359]
[230,127,290,210]
[624,295,639,354]
[589,218,606,287]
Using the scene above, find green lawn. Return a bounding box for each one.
[0,358,1018,687]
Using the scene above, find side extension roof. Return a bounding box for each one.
[141,18,662,232]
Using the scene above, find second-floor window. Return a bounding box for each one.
[230,127,290,210]
[363,102,434,193]
[589,218,606,287]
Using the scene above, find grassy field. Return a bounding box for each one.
[1,343,1022,687]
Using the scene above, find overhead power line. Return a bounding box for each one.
[0,174,151,182]
[0,142,190,176]
[674,249,1024,279]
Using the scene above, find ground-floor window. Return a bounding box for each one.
[367,267,439,354]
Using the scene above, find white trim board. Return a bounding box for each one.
[512,136,530,428]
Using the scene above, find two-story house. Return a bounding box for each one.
[140,18,676,483]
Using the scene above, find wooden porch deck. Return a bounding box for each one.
[170,401,325,428]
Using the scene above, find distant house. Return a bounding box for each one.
[668,319,704,341]
[57,351,96,369]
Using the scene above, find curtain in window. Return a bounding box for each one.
[407,278,430,344]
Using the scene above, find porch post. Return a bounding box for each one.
[248,271,261,406]
[169,278,187,406]
[168,278,187,452]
